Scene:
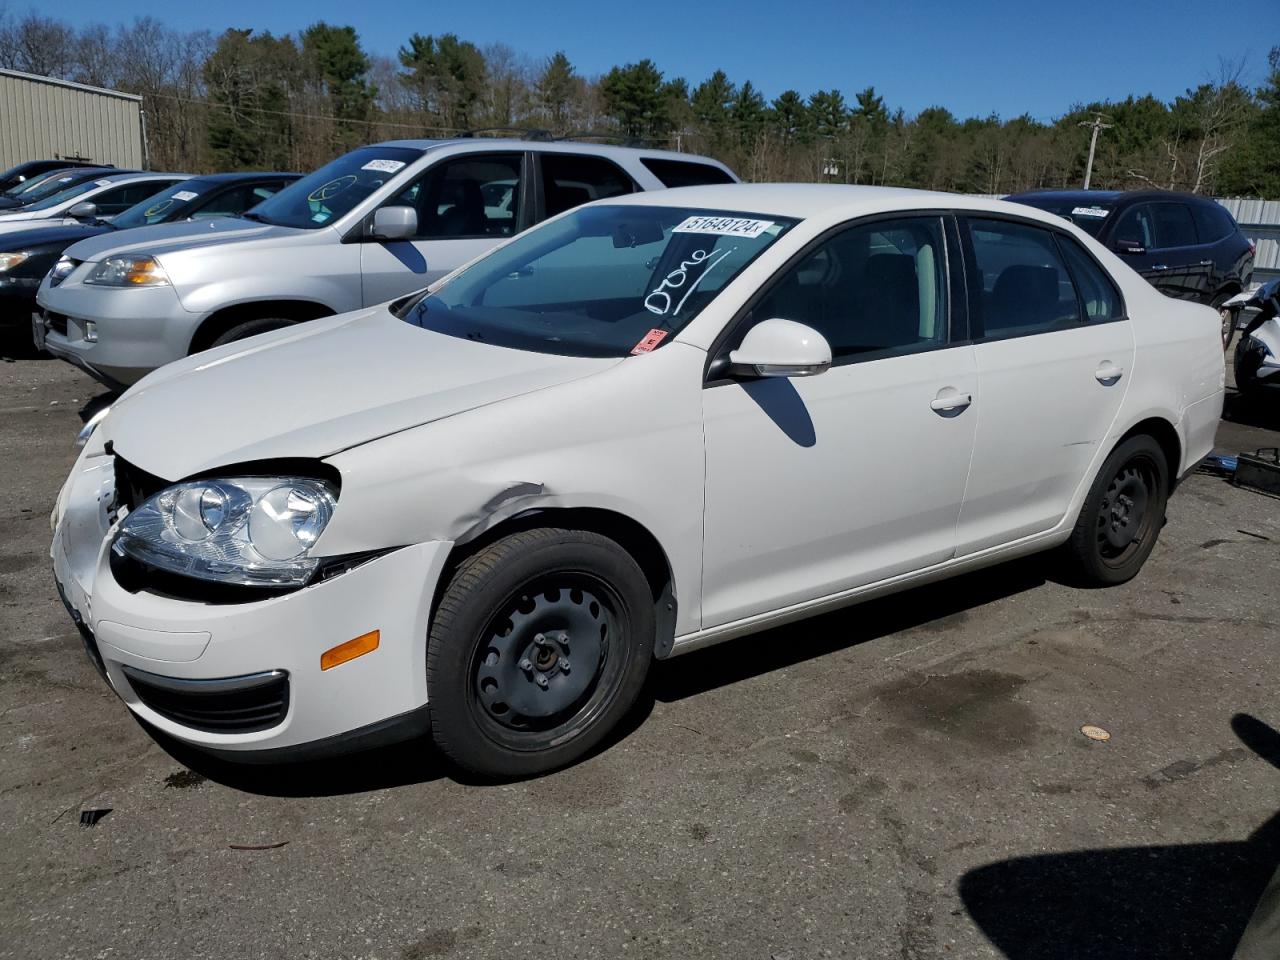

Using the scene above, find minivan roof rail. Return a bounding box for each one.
[458,127,554,141]
[554,131,648,148]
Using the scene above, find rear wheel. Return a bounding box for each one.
[1064,435,1169,585]
[427,528,653,778]
[1213,293,1238,352]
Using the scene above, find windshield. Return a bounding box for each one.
[1013,197,1114,237]
[3,169,104,203]
[246,146,423,229]
[24,178,109,212]
[112,180,210,228]
[403,204,797,358]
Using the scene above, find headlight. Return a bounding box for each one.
[84,255,170,287]
[0,251,29,272]
[113,477,337,587]
[49,255,77,286]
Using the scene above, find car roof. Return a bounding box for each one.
[592,182,1077,224]
[1005,188,1216,206]
[90,170,192,183]
[371,138,728,165]
[184,171,301,184]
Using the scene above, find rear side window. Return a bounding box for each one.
[1190,202,1235,243]
[640,158,735,188]
[966,218,1081,338]
[540,153,635,219]
[1056,236,1123,322]
[1149,202,1197,249]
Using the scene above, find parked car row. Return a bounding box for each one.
[39,149,1226,776]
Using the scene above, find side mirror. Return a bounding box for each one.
[370,205,417,241]
[1113,237,1145,255]
[68,201,98,220]
[728,318,832,378]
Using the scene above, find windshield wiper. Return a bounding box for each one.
[239,211,271,224]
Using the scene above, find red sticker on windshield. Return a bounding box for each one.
[631,329,669,355]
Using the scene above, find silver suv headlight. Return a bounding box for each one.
[113,477,337,587]
[49,254,78,286]
[84,254,170,287]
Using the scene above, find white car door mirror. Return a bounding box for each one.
[728,318,832,378]
[68,201,98,220]
[370,205,418,241]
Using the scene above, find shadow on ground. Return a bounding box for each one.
[960,713,1280,959]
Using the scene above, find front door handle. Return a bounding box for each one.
[1198,259,1214,266]
[930,390,972,415]
[1095,362,1125,385]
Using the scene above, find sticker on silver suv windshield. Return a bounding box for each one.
[672,216,775,238]
[361,159,406,174]
[1071,206,1109,218]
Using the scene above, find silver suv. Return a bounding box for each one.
[36,138,736,387]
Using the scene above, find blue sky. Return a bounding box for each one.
[21,0,1277,120]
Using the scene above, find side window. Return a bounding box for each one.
[1190,202,1233,244]
[96,181,176,215]
[190,184,280,220]
[640,157,735,187]
[389,154,523,240]
[750,216,948,361]
[1057,235,1123,322]
[540,153,635,219]
[1149,202,1198,249]
[966,218,1081,338]
[1112,205,1155,249]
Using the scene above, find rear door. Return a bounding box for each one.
[359,152,528,306]
[955,216,1134,554]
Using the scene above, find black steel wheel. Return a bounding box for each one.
[1065,435,1169,585]
[428,527,653,777]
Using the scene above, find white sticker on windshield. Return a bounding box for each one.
[94,179,113,187]
[172,190,198,202]
[672,216,775,238]
[361,159,406,174]
[1071,206,1109,218]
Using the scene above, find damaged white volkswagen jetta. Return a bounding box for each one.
[51,184,1225,777]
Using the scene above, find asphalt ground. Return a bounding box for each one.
[2,328,1279,960]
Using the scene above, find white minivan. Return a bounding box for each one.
[36,138,736,388]
[50,185,1225,777]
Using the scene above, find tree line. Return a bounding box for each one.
[2,9,1278,198]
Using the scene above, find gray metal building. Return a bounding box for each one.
[0,68,146,170]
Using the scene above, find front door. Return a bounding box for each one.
[360,152,527,306]
[701,215,978,628]
[954,217,1135,555]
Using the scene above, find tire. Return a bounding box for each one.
[427,527,653,778]
[207,317,293,349]
[1064,435,1170,586]
[1212,293,1237,352]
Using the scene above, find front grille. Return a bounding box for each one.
[121,666,290,733]
[113,455,169,513]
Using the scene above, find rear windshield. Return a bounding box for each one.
[1007,196,1114,237]
[403,204,796,358]
[246,146,423,229]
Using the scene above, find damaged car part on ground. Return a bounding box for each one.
[49,184,1226,777]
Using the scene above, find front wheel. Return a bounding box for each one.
[207,316,293,349]
[427,528,653,778]
[1063,435,1169,586]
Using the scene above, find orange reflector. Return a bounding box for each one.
[321,630,380,671]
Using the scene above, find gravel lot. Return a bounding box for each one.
[2,331,1279,960]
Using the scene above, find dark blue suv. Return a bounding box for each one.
[1005,189,1253,348]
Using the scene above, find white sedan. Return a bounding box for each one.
[50,185,1225,776]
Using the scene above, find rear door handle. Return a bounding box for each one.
[930,391,972,415]
[1095,362,1124,385]
[1198,259,1214,266]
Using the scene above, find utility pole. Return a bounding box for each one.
[1078,113,1112,190]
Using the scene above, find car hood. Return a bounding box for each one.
[105,307,621,481]
[0,221,109,252]
[64,216,307,263]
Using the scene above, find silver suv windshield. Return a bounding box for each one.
[246,146,423,229]
[403,204,797,358]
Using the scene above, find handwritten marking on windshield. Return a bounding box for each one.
[644,247,736,317]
